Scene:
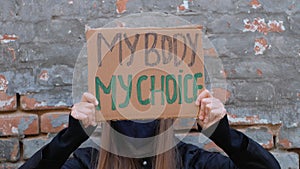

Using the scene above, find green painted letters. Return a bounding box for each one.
[137,75,150,105]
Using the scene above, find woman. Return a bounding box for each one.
[19,90,280,169]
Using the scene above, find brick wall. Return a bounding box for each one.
[0,0,299,168]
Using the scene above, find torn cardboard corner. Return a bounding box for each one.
[86,26,204,121]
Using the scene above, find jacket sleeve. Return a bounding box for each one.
[201,115,281,169]
[19,115,96,169]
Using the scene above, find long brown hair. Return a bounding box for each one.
[96,119,181,169]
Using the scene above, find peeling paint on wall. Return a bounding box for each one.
[54,101,67,107]
[177,5,186,11]
[268,20,286,33]
[17,116,36,135]
[0,92,16,111]
[116,0,128,14]
[243,18,285,35]
[249,0,261,9]
[254,37,270,55]
[20,95,69,110]
[49,115,68,128]
[20,96,43,110]
[0,75,9,92]
[11,127,18,135]
[178,0,189,11]
[244,18,267,33]
[34,101,47,108]
[256,69,263,76]
[7,47,16,61]
[0,97,15,109]
[0,34,19,44]
[227,113,275,125]
[39,70,49,81]
[278,138,293,148]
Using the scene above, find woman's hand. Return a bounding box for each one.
[195,89,227,130]
[71,92,98,128]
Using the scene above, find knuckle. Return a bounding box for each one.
[202,98,209,102]
[87,103,94,108]
[83,92,88,98]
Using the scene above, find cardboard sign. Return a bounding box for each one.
[86,26,204,121]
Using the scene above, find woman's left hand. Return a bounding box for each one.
[195,89,227,130]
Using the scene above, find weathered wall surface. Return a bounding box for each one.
[0,0,299,168]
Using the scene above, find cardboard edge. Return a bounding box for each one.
[86,26,205,121]
[87,25,203,32]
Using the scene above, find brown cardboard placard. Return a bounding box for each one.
[86,26,204,121]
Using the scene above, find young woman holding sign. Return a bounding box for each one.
[20,90,280,169]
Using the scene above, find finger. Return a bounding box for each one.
[199,101,206,120]
[204,106,211,123]
[203,98,224,109]
[79,105,97,127]
[81,92,98,105]
[88,107,97,126]
[199,98,214,121]
[71,109,88,120]
[201,97,217,104]
[72,103,97,127]
[84,102,96,109]
[197,118,204,129]
[205,102,221,110]
[205,108,226,126]
[73,103,92,113]
[82,117,90,128]
[195,89,213,105]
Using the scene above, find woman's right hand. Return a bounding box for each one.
[71,92,98,128]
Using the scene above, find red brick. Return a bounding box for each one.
[0,74,16,112]
[236,126,274,149]
[0,93,16,111]
[22,136,54,159]
[277,126,300,149]
[20,95,69,110]
[0,138,20,162]
[277,138,293,149]
[40,112,69,133]
[227,113,281,126]
[0,112,39,136]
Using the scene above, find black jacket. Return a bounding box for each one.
[19,115,280,169]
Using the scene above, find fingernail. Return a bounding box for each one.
[95,100,99,105]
